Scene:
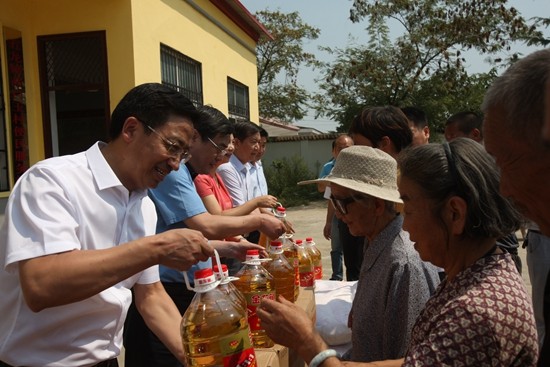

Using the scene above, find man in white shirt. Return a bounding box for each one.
[0,83,254,367]
[218,121,263,242]
[251,126,269,197]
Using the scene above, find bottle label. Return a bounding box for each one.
[219,328,257,367]
[244,291,276,331]
[314,265,323,280]
[299,271,314,287]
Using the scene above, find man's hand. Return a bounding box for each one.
[258,213,287,239]
[254,195,279,209]
[210,238,266,260]
[257,295,319,351]
[323,221,332,240]
[157,228,213,270]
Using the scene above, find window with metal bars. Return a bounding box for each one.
[160,44,203,106]
[227,77,249,120]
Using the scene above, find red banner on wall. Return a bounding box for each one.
[6,38,29,181]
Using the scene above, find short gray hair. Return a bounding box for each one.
[482,48,550,146]
[398,138,521,240]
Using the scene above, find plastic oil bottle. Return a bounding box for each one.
[233,249,275,348]
[295,239,315,289]
[213,264,247,313]
[264,240,296,302]
[259,204,289,248]
[305,237,323,280]
[282,235,300,301]
[181,268,257,367]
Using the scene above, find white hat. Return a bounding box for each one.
[299,145,402,203]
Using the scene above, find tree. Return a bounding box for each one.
[314,0,542,132]
[525,17,550,46]
[255,10,322,122]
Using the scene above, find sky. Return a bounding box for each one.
[240,0,550,132]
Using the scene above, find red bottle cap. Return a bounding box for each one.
[213,264,228,272]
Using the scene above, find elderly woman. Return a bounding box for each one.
[258,139,538,367]
[298,145,440,362]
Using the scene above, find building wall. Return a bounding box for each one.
[130,0,259,118]
[263,138,334,179]
[0,0,260,199]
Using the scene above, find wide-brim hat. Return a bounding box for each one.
[299,145,402,203]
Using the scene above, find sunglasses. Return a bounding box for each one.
[329,195,356,215]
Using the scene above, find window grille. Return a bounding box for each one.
[227,77,249,120]
[161,44,203,106]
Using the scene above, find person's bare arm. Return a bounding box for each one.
[201,193,278,217]
[324,201,336,240]
[184,212,285,240]
[134,282,186,364]
[19,228,212,311]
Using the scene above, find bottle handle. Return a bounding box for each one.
[182,249,224,292]
[271,201,284,215]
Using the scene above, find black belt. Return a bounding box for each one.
[0,358,118,367]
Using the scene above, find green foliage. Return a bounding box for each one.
[264,155,320,207]
[314,0,542,131]
[525,17,550,46]
[255,10,323,122]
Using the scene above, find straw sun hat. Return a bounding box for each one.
[299,145,402,203]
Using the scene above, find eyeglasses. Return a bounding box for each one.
[330,195,356,215]
[141,121,191,163]
[207,137,228,157]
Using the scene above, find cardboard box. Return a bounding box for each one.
[256,288,316,367]
[256,343,289,367]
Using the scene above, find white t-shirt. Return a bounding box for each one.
[0,142,159,366]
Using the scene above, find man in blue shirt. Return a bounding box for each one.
[124,106,286,366]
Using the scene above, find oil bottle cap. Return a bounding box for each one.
[306,237,313,242]
[213,264,229,279]
[270,240,283,251]
[295,239,303,246]
[276,206,286,214]
[246,249,260,260]
[194,268,216,286]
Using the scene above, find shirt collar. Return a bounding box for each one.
[230,154,251,173]
[86,141,148,199]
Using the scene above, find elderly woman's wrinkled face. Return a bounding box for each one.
[398,175,447,267]
[330,184,376,238]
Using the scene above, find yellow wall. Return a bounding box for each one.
[0,0,261,193]
[130,0,259,119]
[0,0,136,167]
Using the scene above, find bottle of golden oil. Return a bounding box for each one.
[295,239,315,289]
[281,235,300,301]
[233,250,275,348]
[181,268,256,367]
[305,237,323,280]
[213,264,247,313]
[264,240,296,302]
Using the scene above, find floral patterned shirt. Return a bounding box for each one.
[403,253,538,366]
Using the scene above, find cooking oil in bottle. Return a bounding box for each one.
[295,239,315,288]
[259,205,290,249]
[264,240,296,302]
[213,264,247,312]
[233,250,275,348]
[305,237,323,280]
[181,268,257,367]
[282,235,300,301]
